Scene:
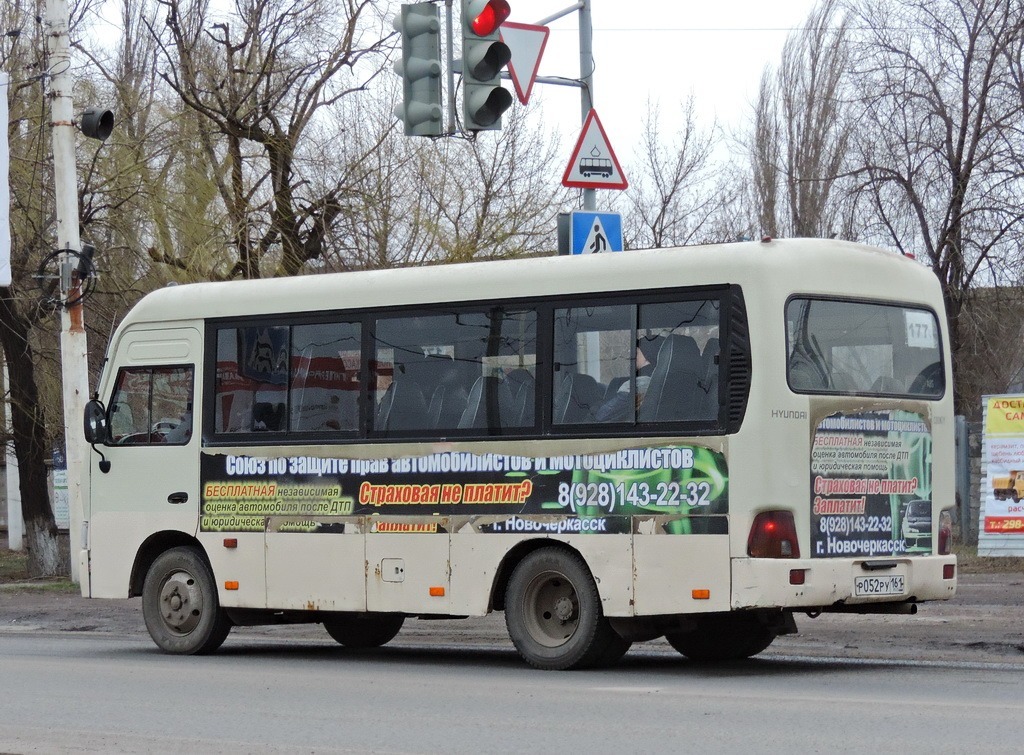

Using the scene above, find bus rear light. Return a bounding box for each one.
[691,589,710,600]
[223,538,238,549]
[747,511,800,558]
[938,510,953,555]
[789,569,806,585]
[943,563,955,580]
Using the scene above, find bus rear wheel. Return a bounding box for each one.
[505,547,629,670]
[665,612,775,662]
[142,547,232,655]
[323,613,405,648]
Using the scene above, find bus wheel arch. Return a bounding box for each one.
[503,544,630,670]
[130,530,205,598]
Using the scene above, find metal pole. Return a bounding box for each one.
[579,0,595,211]
[445,0,456,135]
[44,0,90,582]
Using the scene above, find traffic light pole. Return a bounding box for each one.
[530,1,596,210]
[45,0,90,581]
[577,0,595,211]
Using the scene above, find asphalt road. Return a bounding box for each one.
[1,631,1023,754]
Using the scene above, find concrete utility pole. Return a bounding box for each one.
[44,0,90,581]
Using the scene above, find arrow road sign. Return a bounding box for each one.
[562,109,628,190]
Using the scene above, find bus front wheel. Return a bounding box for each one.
[142,547,232,655]
[323,613,405,648]
[505,547,630,670]
[665,612,775,662]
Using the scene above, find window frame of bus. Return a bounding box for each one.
[201,284,751,446]
[784,295,945,399]
[105,364,195,446]
[206,318,362,441]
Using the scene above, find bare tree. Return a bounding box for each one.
[847,0,1024,413]
[749,0,854,238]
[146,0,392,279]
[620,98,722,249]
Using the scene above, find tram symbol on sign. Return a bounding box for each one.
[579,156,613,178]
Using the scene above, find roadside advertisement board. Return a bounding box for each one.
[979,394,1024,556]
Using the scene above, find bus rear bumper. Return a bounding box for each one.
[730,554,957,611]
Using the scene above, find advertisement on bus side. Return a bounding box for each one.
[810,410,932,558]
[199,445,728,535]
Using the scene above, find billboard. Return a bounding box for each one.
[979,394,1024,556]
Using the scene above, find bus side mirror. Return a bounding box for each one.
[84,399,112,473]
[84,399,109,444]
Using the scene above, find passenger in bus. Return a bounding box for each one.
[595,336,661,422]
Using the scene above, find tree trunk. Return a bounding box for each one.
[0,290,64,576]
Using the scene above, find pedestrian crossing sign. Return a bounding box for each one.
[571,211,623,254]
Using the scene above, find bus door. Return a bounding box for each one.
[88,327,203,598]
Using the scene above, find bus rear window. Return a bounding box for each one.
[786,298,944,398]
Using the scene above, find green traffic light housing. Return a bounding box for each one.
[394,3,443,137]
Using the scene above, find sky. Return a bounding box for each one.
[499,0,821,177]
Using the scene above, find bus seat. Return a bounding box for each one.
[788,353,829,391]
[504,369,535,427]
[698,338,720,418]
[603,376,628,401]
[830,371,859,392]
[510,378,535,427]
[252,402,285,431]
[427,382,470,430]
[377,381,428,433]
[639,335,703,422]
[573,373,605,417]
[458,376,516,430]
[909,362,943,396]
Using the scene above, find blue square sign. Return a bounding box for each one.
[571,211,623,254]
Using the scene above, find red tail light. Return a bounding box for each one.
[748,510,800,558]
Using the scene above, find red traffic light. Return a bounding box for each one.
[470,0,510,36]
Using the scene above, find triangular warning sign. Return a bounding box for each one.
[500,23,550,105]
[562,110,628,190]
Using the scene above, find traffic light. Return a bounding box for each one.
[461,0,513,131]
[394,3,443,137]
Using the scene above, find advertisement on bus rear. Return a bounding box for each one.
[811,410,932,558]
[199,445,728,536]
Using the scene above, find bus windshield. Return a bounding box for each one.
[786,298,944,398]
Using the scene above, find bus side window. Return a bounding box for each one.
[109,366,194,445]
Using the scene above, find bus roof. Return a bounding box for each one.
[119,238,937,329]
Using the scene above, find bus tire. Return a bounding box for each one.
[505,547,625,670]
[323,613,404,648]
[142,547,232,655]
[665,613,775,662]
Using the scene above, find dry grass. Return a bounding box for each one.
[0,547,29,583]
[954,543,1024,573]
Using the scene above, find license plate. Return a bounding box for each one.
[854,574,906,597]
